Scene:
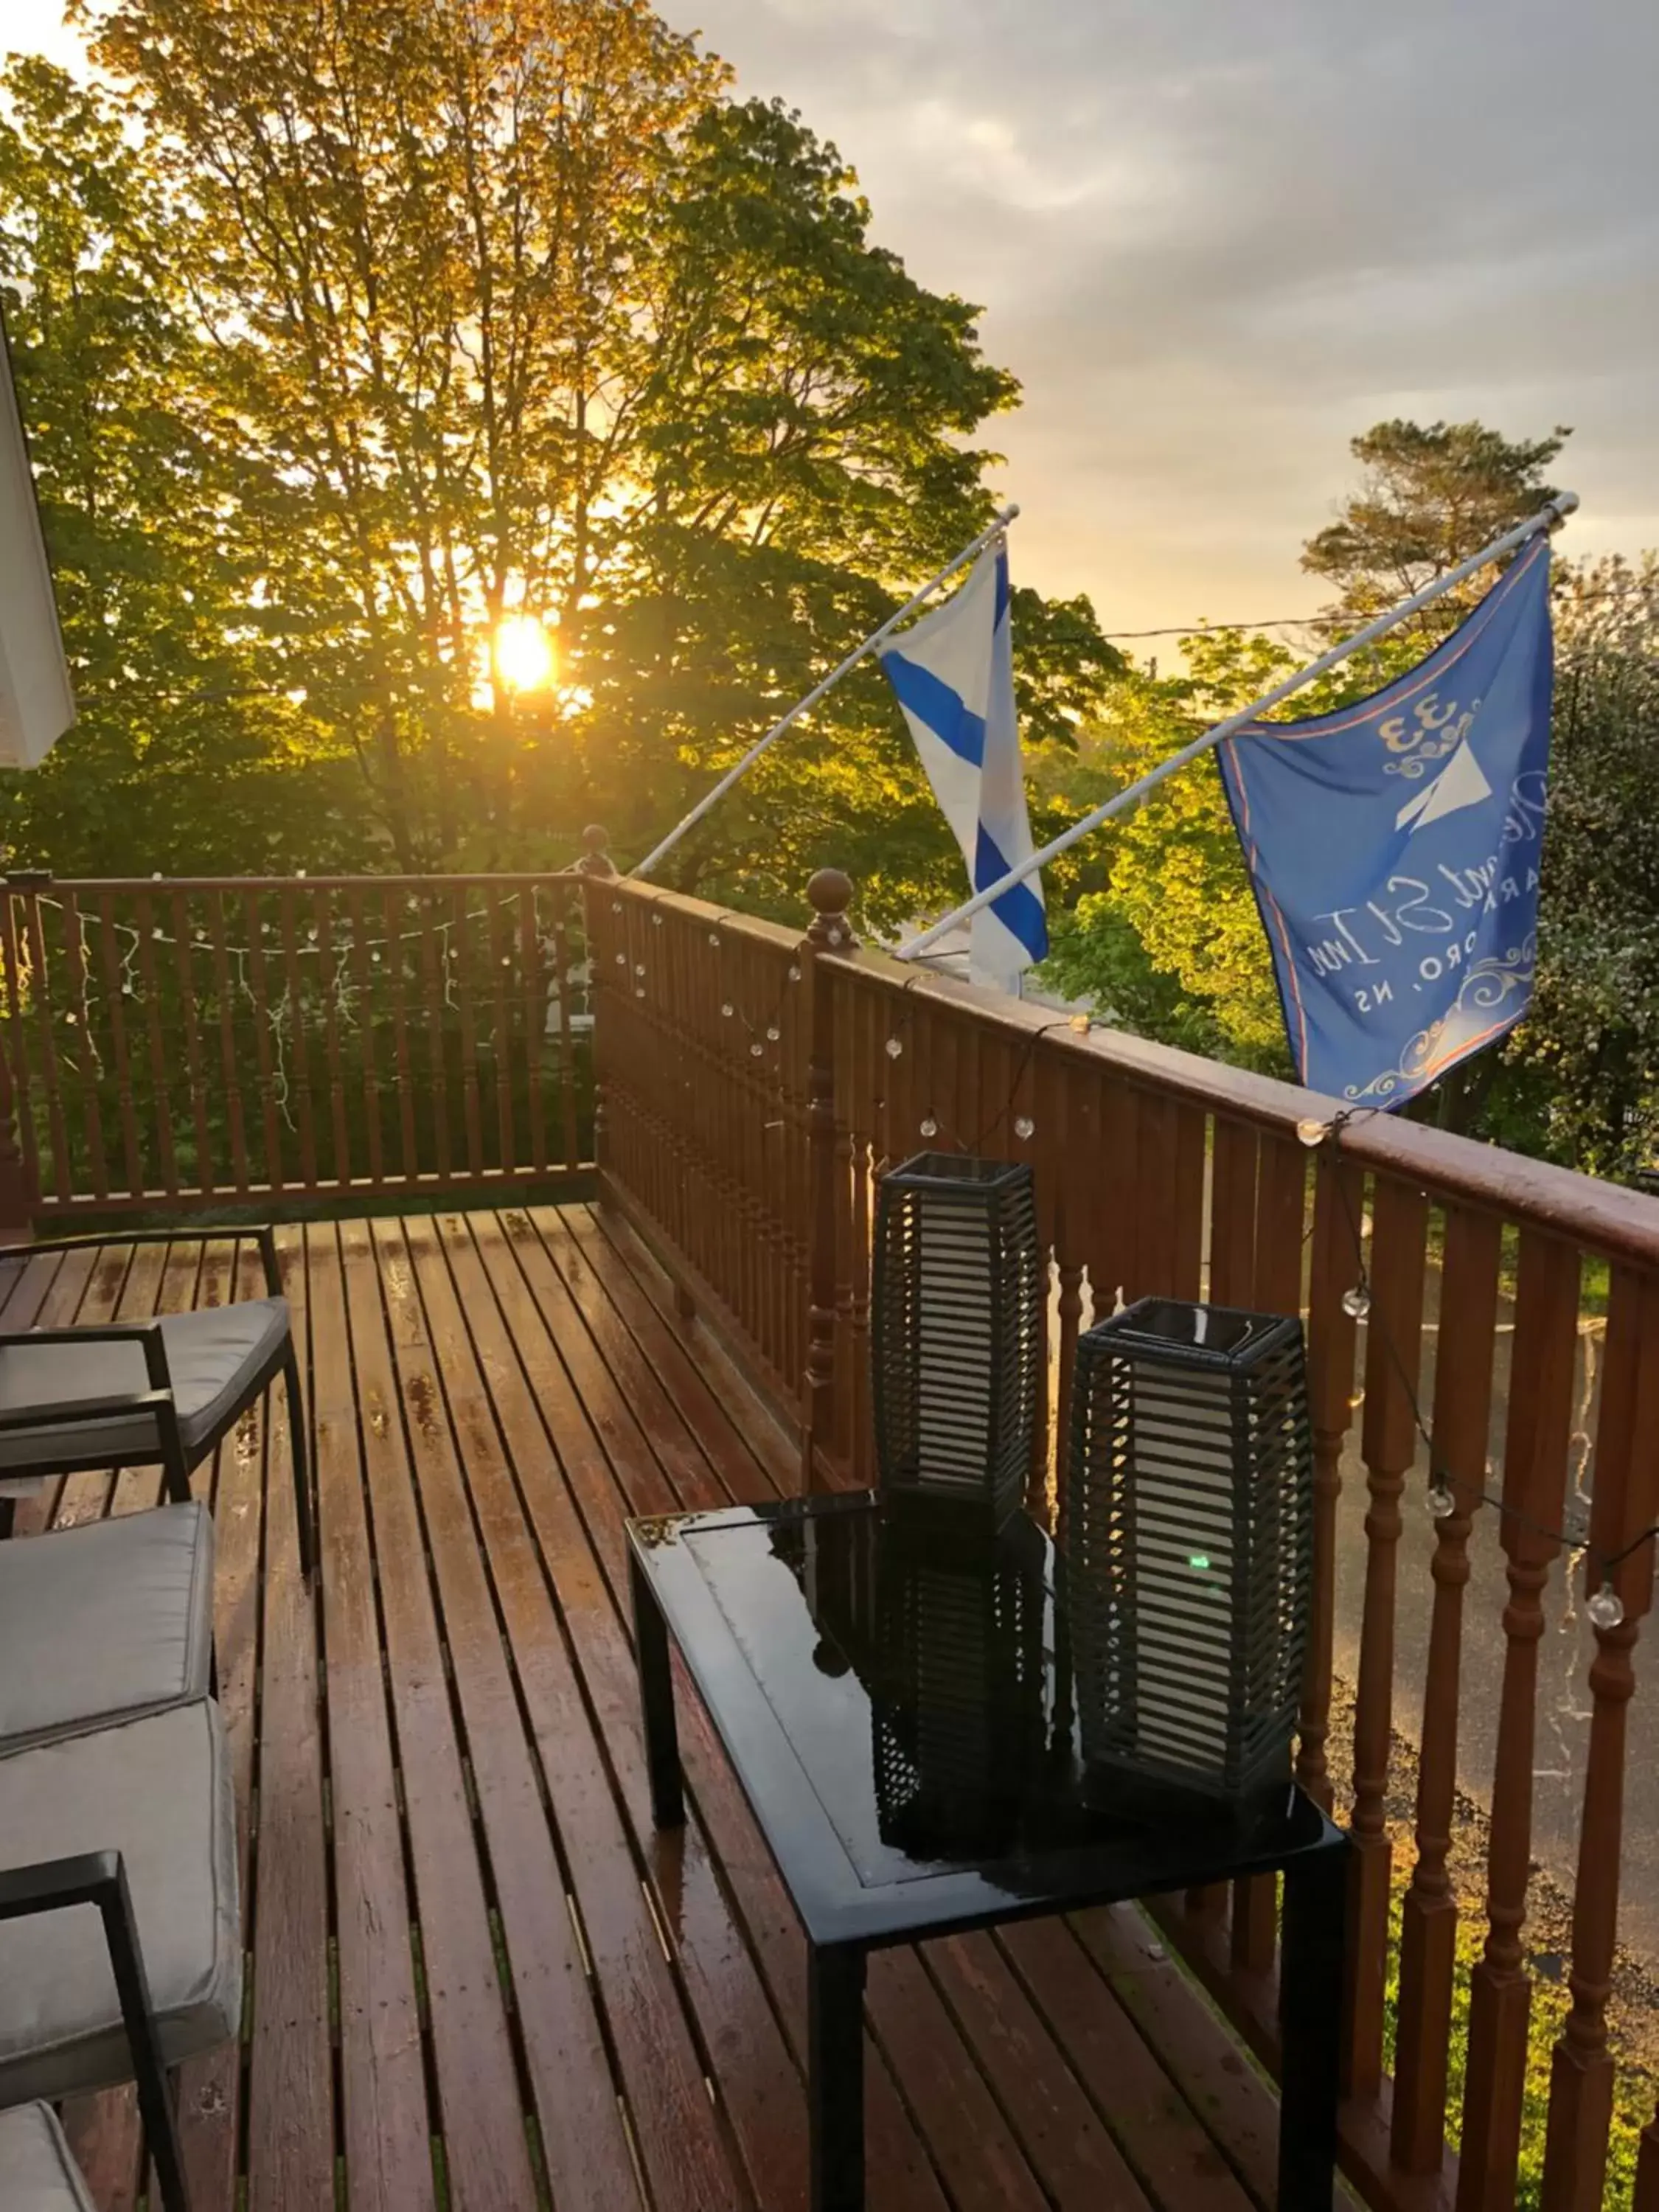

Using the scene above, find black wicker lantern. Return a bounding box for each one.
[1063,1298,1314,1807]
[871,1153,1043,1529]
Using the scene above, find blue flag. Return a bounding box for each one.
[1217,540,1554,1107]
[880,542,1047,992]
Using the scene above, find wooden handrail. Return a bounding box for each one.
[591,868,1659,2212]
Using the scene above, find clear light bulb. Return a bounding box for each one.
[919,1116,939,1138]
[720,1002,734,1018]
[788,964,802,982]
[1427,1481,1456,1520]
[1342,1284,1372,1320]
[749,1041,763,1057]
[1014,1115,1035,1141]
[1588,1582,1625,1630]
[765,1026,780,1042]
[1296,1118,1329,1148]
[885,1037,903,1059]
[708,931,721,948]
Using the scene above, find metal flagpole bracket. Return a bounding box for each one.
[629,504,1021,883]
[900,491,1579,964]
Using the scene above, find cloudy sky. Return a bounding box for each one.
[11,0,1658,636]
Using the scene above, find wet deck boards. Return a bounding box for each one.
[3,1206,1306,2212]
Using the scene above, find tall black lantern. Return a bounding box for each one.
[871,1153,1043,1529]
[1064,1297,1314,1807]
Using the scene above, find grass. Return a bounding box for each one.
[1376,1840,1649,2207]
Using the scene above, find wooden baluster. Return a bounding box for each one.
[97,893,146,1196]
[1346,1171,1430,2095]
[1191,1117,1259,1926]
[172,893,214,1197]
[208,891,251,1199]
[519,886,547,1177]
[487,889,516,1175]
[279,886,319,1192]
[848,977,874,1487]
[1208,1119,1258,1306]
[552,890,579,1170]
[316,893,351,1191]
[1100,1072,1139,1305]
[1297,1144,1362,1811]
[0,890,35,1236]
[132,890,179,1201]
[1134,1087,1178,1295]
[7,889,55,1208]
[383,886,418,1181]
[1026,1026,1060,1517]
[419,891,451,1182]
[1048,1061,1085,1539]
[830,961,858,1475]
[452,883,484,1178]
[585,876,609,1178]
[1392,1202,1502,2174]
[802,869,852,1493]
[242,888,283,1194]
[346,888,384,1189]
[1541,1267,1659,2212]
[1224,1129,1310,1972]
[1172,1100,1207,1301]
[1458,1229,1580,2212]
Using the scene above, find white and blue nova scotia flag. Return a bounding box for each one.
[879,541,1048,992]
[1217,538,1555,1107]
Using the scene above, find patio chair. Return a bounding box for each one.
[0,1699,241,2212]
[0,1500,215,1751]
[0,2102,98,2211]
[0,1224,312,1579]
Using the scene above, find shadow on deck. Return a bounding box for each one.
[2,1205,1316,2212]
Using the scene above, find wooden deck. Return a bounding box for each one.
[3,1205,1315,2212]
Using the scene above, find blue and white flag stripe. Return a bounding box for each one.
[880,543,1046,988]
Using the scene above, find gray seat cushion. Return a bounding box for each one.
[0,1502,215,1751]
[0,1298,289,1472]
[0,1700,242,2104]
[0,2103,97,2211]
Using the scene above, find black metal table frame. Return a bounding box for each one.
[629,1503,1350,2212]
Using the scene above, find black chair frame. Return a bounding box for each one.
[0,1848,189,2212]
[0,1225,312,1578]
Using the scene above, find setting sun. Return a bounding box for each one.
[494,611,556,692]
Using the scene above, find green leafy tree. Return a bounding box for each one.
[0,58,362,875]
[1303,418,1569,634]
[66,3,1119,903]
[1508,557,1659,1174]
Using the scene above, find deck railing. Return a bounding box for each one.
[3,856,1657,2210]
[591,866,1659,2212]
[0,872,597,1223]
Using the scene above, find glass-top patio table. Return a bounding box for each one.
[628,1490,1349,2212]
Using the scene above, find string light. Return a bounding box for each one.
[12,886,578,1138]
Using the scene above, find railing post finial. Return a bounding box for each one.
[577,824,617,879]
[806,868,855,953]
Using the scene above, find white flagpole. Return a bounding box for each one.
[629,504,1020,881]
[899,493,1577,965]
